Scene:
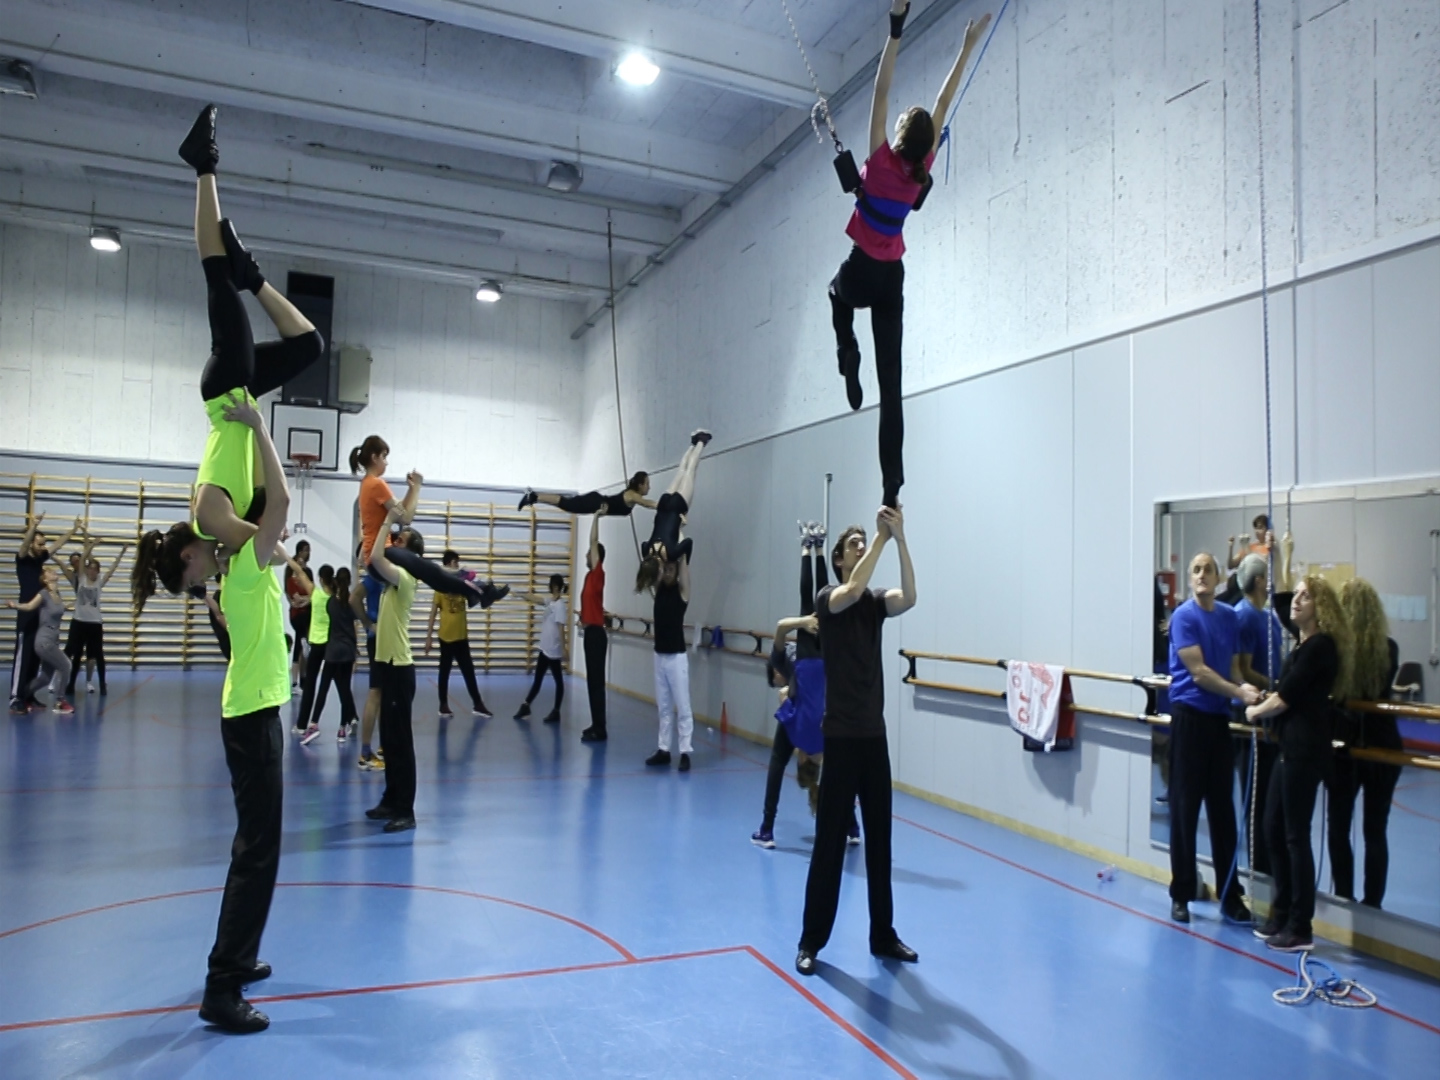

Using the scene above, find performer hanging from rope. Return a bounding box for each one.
[517,473,655,516]
[830,4,991,508]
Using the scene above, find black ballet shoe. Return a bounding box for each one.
[690,429,712,446]
[795,949,818,976]
[179,104,219,176]
[871,939,918,963]
[220,219,266,295]
[469,582,510,610]
[517,490,536,511]
[838,340,863,410]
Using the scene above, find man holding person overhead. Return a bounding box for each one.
[1167,552,1261,925]
[579,508,609,743]
[796,504,917,977]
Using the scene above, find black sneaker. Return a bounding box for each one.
[472,582,510,609]
[383,815,417,833]
[795,950,817,977]
[198,990,268,1033]
[645,749,671,767]
[219,219,265,294]
[580,727,607,743]
[541,710,561,724]
[178,104,219,176]
[690,429,712,446]
[1170,901,1191,924]
[1253,917,1283,940]
[678,753,691,772]
[242,961,272,986]
[838,339,863,410]
[513,702,532,721]
[517,490,535,511]
[1265,928,1314,953]
[871,939,919,963]
[1221,897,1253,924]
[365,803,399,820]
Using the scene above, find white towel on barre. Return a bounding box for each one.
[1006,661,1067,750]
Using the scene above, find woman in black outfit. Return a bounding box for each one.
[635,431,709,592]
[1327,578,1403,908]
[518,473,654,516]
[1246,575,1352,952]
[316,566,361,741]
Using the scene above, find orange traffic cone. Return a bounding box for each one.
[720,701,729,735]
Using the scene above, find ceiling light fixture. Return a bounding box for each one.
[89,226,122,253]
[616,52,659,87]
[0,59,38,99]
[546,161,583,193]
[475,280,504,303]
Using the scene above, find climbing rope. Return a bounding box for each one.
[939,0,1009,184]
[1273,953,1377,1009]
[777,0,846,155]
[606,216,643,561]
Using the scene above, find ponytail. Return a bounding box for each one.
[349,434,390,476]
[626,470,649,493]
[318,564,336,592]
[334,566,353,599]
[132,523,197,611]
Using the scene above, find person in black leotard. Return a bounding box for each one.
[518,473,654,516]
[635,431,710,592]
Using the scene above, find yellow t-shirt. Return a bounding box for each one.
[436,593,467,643]
[309,587,331,646]
[374,568,417,666]
[194,389,257,541]
[220,539,290,718]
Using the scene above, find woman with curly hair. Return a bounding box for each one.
[1327,578,1403,908]
[1246,575,1352,952]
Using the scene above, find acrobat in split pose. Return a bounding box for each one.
[518,472,654,516]
[635,431,710,593]
[830,4,991,507]
[753,523,859,849]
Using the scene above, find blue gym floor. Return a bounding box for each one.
[2,671,1437,1078]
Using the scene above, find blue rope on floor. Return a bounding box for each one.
[1273,953,1377,1009]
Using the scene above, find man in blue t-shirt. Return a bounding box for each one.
[1166,553,1262,925]
[1232,552,1285,875]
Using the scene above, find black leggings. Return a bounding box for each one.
[557,492,628,516]
[199,257,323,403]
[644,493,692,563]
[797,549,828,661]
[1326,753,1402,907]
[65,621,105,693]
[290,608,310,664]
[525,653,564,709]
[293,645,326,728]
[314,660,357,732]
[438,638,487,712]
[381,548,496,604]
[830,246,904,504]
[1265,753,1327,935]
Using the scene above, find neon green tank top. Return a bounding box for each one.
[194,389,257,541]
[309,588,331,646]
[219,538,290,718]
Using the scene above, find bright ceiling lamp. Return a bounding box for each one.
[475,280,504,303]
[616,51,659,87]
[89,226,122,253]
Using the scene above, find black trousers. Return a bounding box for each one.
[290,610,310,665]
[438,638,486,712]
[582,625,607,732]
[1265,752,1327,934]
[378,664,417,815]
[557,492,614,515]
[1231,723,1278,876]
[799,735,897,954]
[207,706,284,992]
[1326,754,1401,907]
[796,549,827,660]
[314,660,357,731]
[525,652,564,709]
[1167,704,1243,905]
[829,246,905,504]
[9,617,38,707]
[64,621,105,693]
[293,646,326,728]
[199,256,323,402]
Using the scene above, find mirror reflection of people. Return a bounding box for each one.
[1246,576,1351,952]
[1227,514,1271,570]
[1166,553,1260,925]
[1327,578,1402,909]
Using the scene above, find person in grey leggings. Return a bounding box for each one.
[6,564,74,713]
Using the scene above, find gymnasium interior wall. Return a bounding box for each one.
[573,0,1440,911]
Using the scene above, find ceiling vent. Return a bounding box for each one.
[0,60,38,99]
[545,161,583,193]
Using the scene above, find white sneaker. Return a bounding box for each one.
[300,724,321,746]
[291,724,306,736]
[86,682,97,694]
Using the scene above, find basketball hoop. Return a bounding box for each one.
[289,451,319,535]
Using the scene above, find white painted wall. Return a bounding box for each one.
[573,0,1440,889]
[0,222,586,493]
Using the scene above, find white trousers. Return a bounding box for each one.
[653,651,694,753]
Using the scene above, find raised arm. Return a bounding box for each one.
[284,557,314,595]
[52,553,78,589]
[18,512,42,557]
[882,507,917,616]
[99,542,131,588]
[224,395,290,559]
[588,510,603,566]
[397,471,423,525]
[869,2,909,154]
[826,510,892,614]
[930,15,992,152]
[369,505,404,586]
[48,517,84,559]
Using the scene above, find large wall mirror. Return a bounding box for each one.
[1150,478,1439,930]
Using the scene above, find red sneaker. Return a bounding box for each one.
[53,699,75,714]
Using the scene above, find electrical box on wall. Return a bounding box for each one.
[336,345,371,413]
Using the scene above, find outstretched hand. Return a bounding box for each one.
[964,14,993,48]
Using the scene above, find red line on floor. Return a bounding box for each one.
[743,946,918,1079]
[893,813,1440,1038]
[0,882,634,961]
[94,676,153,713]
[1391,797,1440,824]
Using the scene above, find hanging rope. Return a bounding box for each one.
[606,215,643,561]
[1273,953,1377,1009]
[940,0,1009,185]
[778,0,846,154]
